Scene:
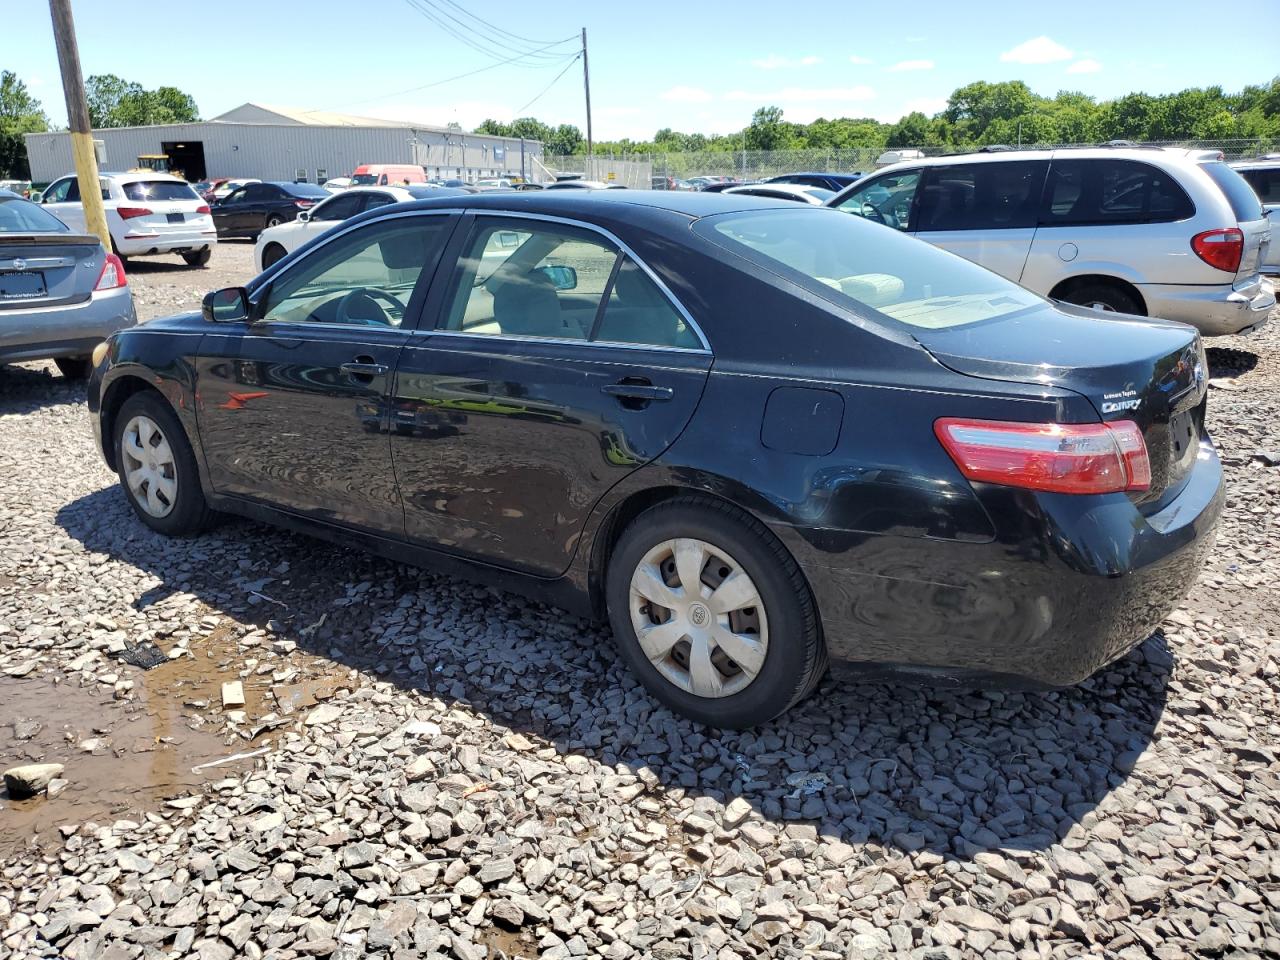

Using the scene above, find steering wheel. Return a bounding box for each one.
[858,200,888,225]
[334,288,405,326]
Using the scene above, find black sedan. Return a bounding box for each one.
[210,181,331,239]
[87,191,1222,727]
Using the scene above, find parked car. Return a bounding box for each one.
[723,183,833,204]
[40,171,217,267]
[193,178,231,202]
[1232,157,1280,274]
[765,172,862,191]
[89,191,1221,728]
[1,188,135,378]
[829,147,1275,336]
[700,180,755,194]
[544,180,626,190]
[211,181,331,240]
[253,185,467,271]
[321,177,355,192]
[352,164,427,186]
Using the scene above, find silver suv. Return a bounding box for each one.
[828,147,1274,336]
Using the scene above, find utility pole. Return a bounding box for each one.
[581,27,593,180]
[48,0,110,252]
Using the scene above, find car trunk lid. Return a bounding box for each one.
[913,302,1207,510]
[0,233,103,309]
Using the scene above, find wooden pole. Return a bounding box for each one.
[48,0,110,252]
[581,28,593,180]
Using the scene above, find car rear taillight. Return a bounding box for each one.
[94,253,127,291]
[1191,228,1243,273]
[196,204,211,214]
[295,199,316,208]
[935,418,1151,495]
[116,206,153,220]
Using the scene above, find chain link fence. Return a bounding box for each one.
[546,138,1279,186]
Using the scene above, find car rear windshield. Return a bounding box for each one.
[284,183,332,197]
[351,174,379,186]
[123,181,199,202]
[0,197,71,233]
[697,208,1042,330]
[1236,167,1280,204]
[1199,161,1265,222]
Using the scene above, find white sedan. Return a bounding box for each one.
[253,185,450,272]
[39,171,217,267]
[721,183,834,205]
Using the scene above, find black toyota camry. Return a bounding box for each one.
[87,191,1222,728]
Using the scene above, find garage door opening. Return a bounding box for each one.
[161,141,206,182]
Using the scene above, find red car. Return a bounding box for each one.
[193,178,231,203]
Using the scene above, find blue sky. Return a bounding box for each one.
[10,0,1272,140]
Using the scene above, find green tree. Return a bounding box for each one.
[886,111,930,147]
[85,74,198,128]
[943,81,1038,140]
[744,106,794,151]
[0,71,48,179]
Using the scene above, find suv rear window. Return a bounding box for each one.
[1199,162,1265,222]
[123,181,199,202]
[916,161,1047,231]
[1041,159,1194,225]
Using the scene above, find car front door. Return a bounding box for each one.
[241,183,278,232]
[912,160,1047,282]
[41,176,88,233]
[390,213,713,577]
[296,191,363,245]
[195,211,457,532]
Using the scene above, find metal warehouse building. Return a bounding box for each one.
[23,103,545,185]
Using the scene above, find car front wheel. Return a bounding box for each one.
[54,356,91,379]
[114,391,213,536]
[606,497,826,728]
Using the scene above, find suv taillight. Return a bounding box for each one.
[115,206,153,220]
[935,418,1151,495]
[94,253,127,291]
[196,204,211,214]
[1191,228,1243,273]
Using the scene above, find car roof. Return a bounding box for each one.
[869,146,1217,175]
[366,188,801,221]
[93,171,188,184]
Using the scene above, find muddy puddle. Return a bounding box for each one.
[1,627,347,855]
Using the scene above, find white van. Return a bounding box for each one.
[829,147,1273,336]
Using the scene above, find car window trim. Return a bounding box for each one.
[424,209,711,353]
[247,208,463,332]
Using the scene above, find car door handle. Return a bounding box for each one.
[601,382,673,401]
[340,359,388,380]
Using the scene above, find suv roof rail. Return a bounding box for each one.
[977,144,1016,153]
[1097,140,1165,151]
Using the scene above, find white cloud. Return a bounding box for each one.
[751,53,823,69]
[660,85,714,103]
[848,54,873,65]
[902,96,948,116]
[723,86,876,104]
[1067,58,1102,74]
[887,59,934,72]
[1000,36,1073,64]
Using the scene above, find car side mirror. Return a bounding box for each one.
[203,287,251,323]
[536,264,578,291]
[30,191,43,203]
[297,210,311,223]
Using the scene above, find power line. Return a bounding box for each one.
[515,52,582,115]
[412,0,570,61]
[433,0,569,50]
[400,0,576,68]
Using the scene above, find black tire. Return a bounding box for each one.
[113,390,214,536]
[1057,281,1144,316]
[181,247,212,267]
[54,356,91,379]
[261,243,287,269]
[605,496,827,728]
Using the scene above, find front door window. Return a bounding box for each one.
[833,170,922,231]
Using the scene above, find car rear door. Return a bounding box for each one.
[390,213,712,577]
[41,177,89,233]
[1198,161,1272,284]
[195,210,457,533]
[912,160,1047,282]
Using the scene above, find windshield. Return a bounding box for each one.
[351,174,379,186]
[0,196,70,233]
[696,208,1042,329]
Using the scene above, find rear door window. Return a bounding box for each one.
[1199,162,1265,222]
[244,184,275,202]
[1041,158,1194,225]
[915,161,1047,231]
[312,193,362,221]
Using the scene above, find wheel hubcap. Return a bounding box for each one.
[121,415,177,518]
[628,537,769,699]
[1086,300,1117,312]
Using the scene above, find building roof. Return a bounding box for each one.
[208,103,451,132]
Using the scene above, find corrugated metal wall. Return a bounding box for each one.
[23,123,543,184]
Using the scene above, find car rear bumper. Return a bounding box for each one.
[784,439,1223,688]
[1139,278,1275,336]
[0,286,136,363]
[116,232,218,256]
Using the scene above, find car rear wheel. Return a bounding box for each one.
[265,214,285,229]
[54,357,91,379]
[261,243,287,269]
[1057,281,1144,316]
[114,391,213,536]
[181,247,211,267]
[606,497,826,728]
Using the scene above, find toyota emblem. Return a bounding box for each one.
[12,258,25,271]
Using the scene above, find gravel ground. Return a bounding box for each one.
[1,244,1278,960]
